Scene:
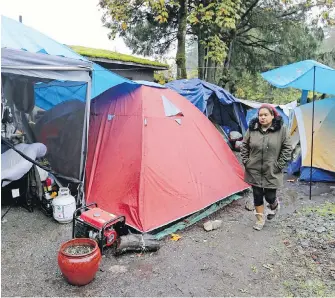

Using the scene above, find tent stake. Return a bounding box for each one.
[309,66,316,200]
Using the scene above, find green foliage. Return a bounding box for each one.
[231,23,323,74]
[98,0,335,102]
[319,49,335,68]
[99,0,175,40]
[153,70,175,84]
[70,45,168,68]
[189,0,242,63]
[235,72,301,104]
[99,0,184,75]
[122,17,178,57]
[218,0,335,102]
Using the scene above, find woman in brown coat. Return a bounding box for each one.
[241,104,292,230]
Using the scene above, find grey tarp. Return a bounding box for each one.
[1,48,91,82]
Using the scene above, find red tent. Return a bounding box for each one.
[85,83,249,232]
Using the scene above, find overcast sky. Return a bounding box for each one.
[1,0,134,54]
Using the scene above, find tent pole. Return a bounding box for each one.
[309,66,316,200]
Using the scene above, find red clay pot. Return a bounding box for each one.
[58,238,101,286]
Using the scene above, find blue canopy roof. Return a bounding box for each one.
[165,78,239,113]
[1,15,132,107]
[261,60,335,95]
[1,15,83,60]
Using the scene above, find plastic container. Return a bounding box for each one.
[52,187,76,223]
[45,177,52,191]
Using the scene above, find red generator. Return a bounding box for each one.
[72,203,127,254]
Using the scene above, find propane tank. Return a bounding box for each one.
[52,187,76,224]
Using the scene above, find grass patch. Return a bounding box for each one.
[283,279,328,297]
[70,45,169,68]
[303,202,335,216]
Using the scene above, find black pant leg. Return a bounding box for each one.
[264,188,277,205]
[252,186,264,206]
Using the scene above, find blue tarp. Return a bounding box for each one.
[300,167,335,182]
[165,79,247,134]
[165,78,238,113]
[34,81,87,110]
[1,15,132,110]
[261,60,335,95]
[91,63,133,99]
[287,154,302,176]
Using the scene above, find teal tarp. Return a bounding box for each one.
[261,60,335,95]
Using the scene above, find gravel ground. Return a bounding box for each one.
[1,180,334,297]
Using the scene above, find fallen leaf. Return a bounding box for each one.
[251,265,257,273]
[170,234,182,241]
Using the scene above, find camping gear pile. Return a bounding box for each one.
[1,139,48,212]
[1,15,132,217]
[229,131,243,151]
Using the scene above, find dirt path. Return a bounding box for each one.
[1,181,334,297]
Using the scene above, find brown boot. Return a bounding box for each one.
[253,212,265,230]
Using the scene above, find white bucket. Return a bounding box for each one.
[52,188,76,224]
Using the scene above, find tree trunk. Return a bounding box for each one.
[115,234,160,255]
[197,27,205,80]
[204,47,209,80]
[225,36,235,70]
[218,37,235,88]
[176,0,188,79]
[206,58,215,83]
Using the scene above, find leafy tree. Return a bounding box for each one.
[235,72,301,104]
[154,70,175,84]
[98,0,188,78]
[99,0,335,102]
[188,0,242,82]
[99,0,242,80]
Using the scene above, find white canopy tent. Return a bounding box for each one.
[1,48,93,201]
